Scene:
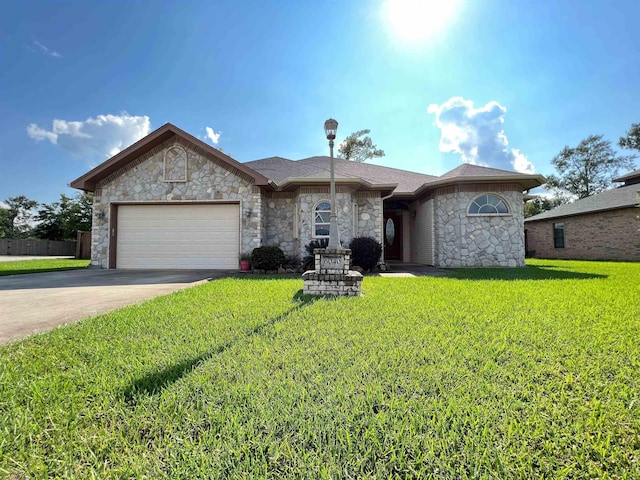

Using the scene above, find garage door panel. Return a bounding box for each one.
[116,204,239,269]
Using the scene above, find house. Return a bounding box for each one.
[70,123,545,269]
[524,169,640,261]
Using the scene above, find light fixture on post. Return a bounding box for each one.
[301,118,362,296]
[324,118,339,249]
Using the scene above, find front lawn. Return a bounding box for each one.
[0,258,89,276]
[0,259,638,478]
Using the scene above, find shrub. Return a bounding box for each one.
[302,238,329,271]
[283,255,301,270]
[250,246,285,270]
[349,236,382,272]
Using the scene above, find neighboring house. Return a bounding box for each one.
[525,169,640,261]
[70,123,544,269]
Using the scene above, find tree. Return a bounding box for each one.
[546,135,636,199]
[619,123,640,152]
[34,203,66,240]
[34,193,93,241]
[337,129,385,163]
[3,195,38,238]
[0,207,10,238]
[524,196,563,218]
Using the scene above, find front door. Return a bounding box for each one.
[383,211,403,261]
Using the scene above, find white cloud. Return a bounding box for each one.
[0,202,8,210]
[428,97,535,173]
[205,126,221,144]
[33,40,62,58]
[27,114,151,160]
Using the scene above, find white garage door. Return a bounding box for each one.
[117,204,240,269]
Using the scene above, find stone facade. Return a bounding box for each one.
[264,194,297,258]
[525,207,640,261]
[90,138,262,268]
[430,189,525,267]
[263,188,383,260]
[356,192,383,244]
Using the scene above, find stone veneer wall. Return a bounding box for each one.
[298,188,354,258]
[264,193,298,258]
[355,192,383,244]
[91,138,262,268]
[261,188,383,260]
[258,191,268,257]
[433,188,525,267]
[525,207,640,261]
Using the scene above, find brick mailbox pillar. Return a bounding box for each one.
[302,247,363,296]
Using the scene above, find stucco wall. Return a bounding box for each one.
[525,207,640,261]
[91,139,262,268]
[432,190,525,267]
[412,198,434,265]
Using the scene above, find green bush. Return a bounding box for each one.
[250,246,285,270]
[302,238,329,271]
[283,255,301,270]
[349,236,382,272]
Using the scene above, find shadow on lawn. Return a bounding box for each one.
[452,265,607,281]
[123,290,320,404]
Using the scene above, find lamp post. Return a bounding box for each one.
[324,118,340,249]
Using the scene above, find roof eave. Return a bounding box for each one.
[525,201,640,222]
[414,174,546,196]
[274,177,397,193]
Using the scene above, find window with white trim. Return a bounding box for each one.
[468,194,510,215]
[314,201,331,237]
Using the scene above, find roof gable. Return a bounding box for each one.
[70,123,270,192]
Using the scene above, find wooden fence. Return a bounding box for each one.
[0,238,78,257]
[76,231,91,260]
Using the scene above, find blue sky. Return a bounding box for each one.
[1,0,639,205]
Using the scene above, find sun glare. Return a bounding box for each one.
[386,0,459,42]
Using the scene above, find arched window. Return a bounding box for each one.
[314,201,331,237]
[468,194,510,215]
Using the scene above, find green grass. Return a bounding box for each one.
[0,259,638,478]
[0,258,90,276]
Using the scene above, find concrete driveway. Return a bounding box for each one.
[0,268,232,344]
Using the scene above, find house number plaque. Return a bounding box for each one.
[320,255,344,270]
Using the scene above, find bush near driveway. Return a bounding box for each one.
[0,259,638,478]
[250,246,286,270]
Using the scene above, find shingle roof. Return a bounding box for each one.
[246,156,546,194]
[525,184,640,222]
[245,156,438,193]
[241,157,319,184]
[613,168,640,185]
[439,163,524,179]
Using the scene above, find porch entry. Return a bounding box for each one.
[383,211,403,261]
